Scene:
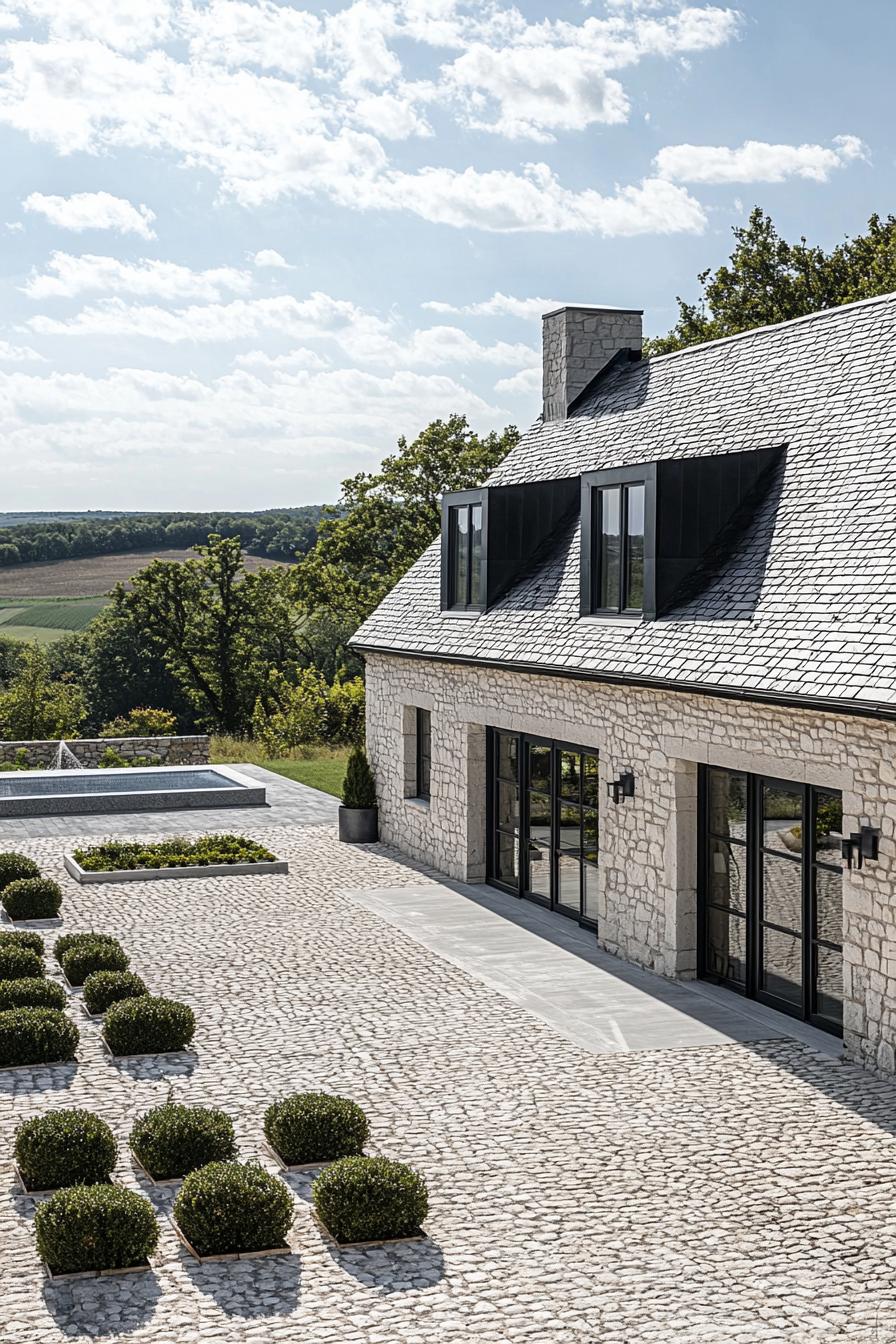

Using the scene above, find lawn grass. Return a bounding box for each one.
[210,736,350,799]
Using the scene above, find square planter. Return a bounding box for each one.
[311,1210,427,1250]
[60,971,83,994]
[0,912,62,929]
[130,1153,182,1188]
[64,854,288,885]
[43,1259,153,1282]
[15,1167,113,1199]
[101,1034,195,1063]
[262,1140,336,1174]
[169,1217,291,1264]
[0,1055,76,1073]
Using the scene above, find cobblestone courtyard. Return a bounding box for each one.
[2,817,896,1342]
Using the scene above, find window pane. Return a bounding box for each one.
[557,854,581,912]
[708,769,747,840]
[814,791,844,862]
[814,945,843,1026]
[815,866,842,946]
[416,708,431,799]
[582,809,598,864]
[558,751,580,802]
[496,733,518,782]
[582,754,599,808]
[470,504,483,606]
[496,780,519,830]
[762,853,803,933]
[709,837,747,913]
[598,486,621,609]
[528,792,551,845]
[528,744,551,792]
[624,483,645,611]
[583,863,599,920]
[557,804,580,853]
[528,842,551,899]
[495,830,520,885]
[761,926,802,1007]
[762,783,803,854]
[451,505,470,608]
[706,908,747,987]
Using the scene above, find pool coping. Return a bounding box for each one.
[0,763,267,819]
[64,854,289,884]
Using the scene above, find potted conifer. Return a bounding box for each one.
[338,747,378,844]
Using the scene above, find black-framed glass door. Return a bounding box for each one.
[699,765,843,1035]
[487,729,598,929]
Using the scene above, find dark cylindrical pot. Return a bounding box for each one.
[338,807,379,843]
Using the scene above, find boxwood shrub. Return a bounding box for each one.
[83,970,148,1016]
[0,852,40,890]
[173,1162,292,1256]
[0,977,65,1011]
[104,996,195,1057]
[0,944,44,981]
[15,1108,116,1191]
[0,1007,79,1067]
[54,931,121,965]
[72,835,276,873]
[61,941,129,987]
[130,1102,236,1180]
[2,878,62,922]
[0,930,44,956]
[312,1156,428,1244]
[35,1185,159,1275]
[264,1092,368,1166]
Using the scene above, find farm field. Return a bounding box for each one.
[0,597,106,644]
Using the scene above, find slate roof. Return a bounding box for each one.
[352,292,896,717]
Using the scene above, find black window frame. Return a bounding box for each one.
[414,707,431,801]
[441,489,487,612]
[580,463,657,619]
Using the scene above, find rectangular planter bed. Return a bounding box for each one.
[0,912,62,928]
[311,1211,428,1250]
[169,1217,291,1264]
[64,854,288,885]
[60,972,83,994]
[130,1153,182,1188]
[43,1259,153,1282]
[0,1056,76,1074]
[100,1035,194,1063]
[262,1140,334,1174]
[15,1167,113,1199]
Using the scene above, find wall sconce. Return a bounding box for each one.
[607,771,635,805]
[841,825,881,870]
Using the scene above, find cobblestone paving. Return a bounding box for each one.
[2,826,896,1343]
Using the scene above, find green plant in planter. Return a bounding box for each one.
[104,996,195,1057]
[173,1161,293,1256]
[61,941,129,987]
[35,1185,158,1275]
[0,852,40,891]
[54,931,121,965]
[341,747,376,809]
[264,1092,369,1166]
[2,878,62,922]
[312,1156,428,1244]
[130,1102,236,1180]
[0,944,44,980]
[15,1108,117,1191]
[82,970,148,1016]
[0,1007,79,1067]
[0,930,44,956]
[0,977,65,1011]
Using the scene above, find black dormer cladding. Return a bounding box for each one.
[654,444,784,612]
[486,477,580,607]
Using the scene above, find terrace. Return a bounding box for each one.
[0,767,894,1342]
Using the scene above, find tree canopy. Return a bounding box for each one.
[646,207,896,356]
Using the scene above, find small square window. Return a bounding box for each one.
[415,708,431,800]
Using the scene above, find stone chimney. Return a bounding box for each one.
[542,305,643,422]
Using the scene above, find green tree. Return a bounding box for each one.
[79,606,194,733]
[296,414,519,627]
[0,644,86,740]
[646,207,896,356]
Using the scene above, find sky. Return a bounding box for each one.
[0,0,892,511]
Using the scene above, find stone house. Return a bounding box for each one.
[352,293,896,1073]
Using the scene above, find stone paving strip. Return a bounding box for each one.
[1,824,895,1342]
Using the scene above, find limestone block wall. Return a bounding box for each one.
[364,650,896,1075]
[0,736,210,767]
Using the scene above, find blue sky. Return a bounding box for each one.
[0,0,890,510]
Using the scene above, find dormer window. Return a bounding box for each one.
[441,489,486,612]
[581,465,656,619]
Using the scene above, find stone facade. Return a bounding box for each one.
[365,650,896,1075]
[541,304,642,421]
[0,734,210,767]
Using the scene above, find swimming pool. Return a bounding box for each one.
[0,765,266,817]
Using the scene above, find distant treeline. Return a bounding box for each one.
[0,506,329,567]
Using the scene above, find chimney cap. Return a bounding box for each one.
[542,303,644,320]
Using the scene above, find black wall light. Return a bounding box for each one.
[841,825,881,870]
[607,771,635,805]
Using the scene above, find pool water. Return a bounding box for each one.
[0,769,236,798]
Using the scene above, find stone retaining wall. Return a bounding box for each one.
[0,735,210,767]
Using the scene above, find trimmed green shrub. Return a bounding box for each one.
[0,977,65,1011]
[2,878,62,922]
[0,930,44,956]
[264,1092,368,1166]
[130,1103,236,1180]
[35,1185,159,1275]
[83,970,148,1016]
[15,1108,116,1191]
[72,835,276,872]
[100,707,177,738]
[173,1162,292,1256]
[0,852,40,891]
[342,747,376,809]
[61,941,129,987]
[54,931,121,965]
[104,996,195,1057]
[312,1156,428,1244]
[0,944,44,981]
[0,1007,78,1067]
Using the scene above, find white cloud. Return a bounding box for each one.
[494,365,541,396]
[423,292,559,319]
[251,249,293,269]
[12,0,171,50]
[23,191,157,238]
[655,134,869,185]
[235,347,330,371]
[22,253,252,302]
[350,89,432,139]
[0,340,45,363]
